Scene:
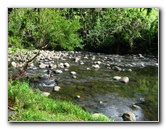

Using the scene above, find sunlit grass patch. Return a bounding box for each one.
[8,80,111,122]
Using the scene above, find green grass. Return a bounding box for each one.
[8,80,111,122]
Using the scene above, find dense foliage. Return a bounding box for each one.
[8,8,158,56]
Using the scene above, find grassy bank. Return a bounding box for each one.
[8,80,111,122]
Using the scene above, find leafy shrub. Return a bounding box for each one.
[8,8,83,50]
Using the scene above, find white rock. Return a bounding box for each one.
[41,92,50,97]
[84,56,88,59]
[55,70,63,74]
[11,62,17,67]
[73,57,80,62]
[54,86,61,92]
[86,67,90,70]
[71,71,76,75]
[50,64,57,69]
[127,69,132,72]
[139,54,144,59]
[39,63,47,69]
[113,76,122,80]
[95,61,102,64]
[80,61,84,65]
[58,63,64,68]
[120,76,129,83]
[72,75,77,79]
[122,112,136,121]
[76,95,80,99]
[92,64,100,69]
[64,62,70,68]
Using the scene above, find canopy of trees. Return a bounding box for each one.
[8,8,158,56]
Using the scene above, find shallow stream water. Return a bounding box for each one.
[9,51,158,121]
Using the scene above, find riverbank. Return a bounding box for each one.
[8,49,158,121]
[8,80,111,121]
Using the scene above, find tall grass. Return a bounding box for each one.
[8,80,111,121]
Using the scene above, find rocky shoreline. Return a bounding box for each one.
[8,49,158,121]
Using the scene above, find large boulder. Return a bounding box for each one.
[122,112,136,121]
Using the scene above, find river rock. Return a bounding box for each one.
[41,92,50,97]
[87,67,90,70]
[73,57,80,62]
[53,86,61,92]
[50,64,57,69]
[72,75,77,79]
[113,76,122,80]
[58,63,64,68]
[11,62,17,67]
[112,66,122,71]
[84,56,88,59]
[120,76,129,83]
[39,63,47,69]
[76,95,80,99]
[138,54,144,59]
[95,61,102,64]
[71,71,76,75]
[127,69,132,72]
[55,69,63,74]
[64,62,70,68]
[92,56,96,60]
[122,112,136,121]
[92,64,100,69]
[80,61,84,65]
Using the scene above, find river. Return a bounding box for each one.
[8,50,159,121]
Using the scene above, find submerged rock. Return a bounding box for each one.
[122,112,136,121]
[112,66,122,71]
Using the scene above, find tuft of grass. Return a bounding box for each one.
[8,80,111,122]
